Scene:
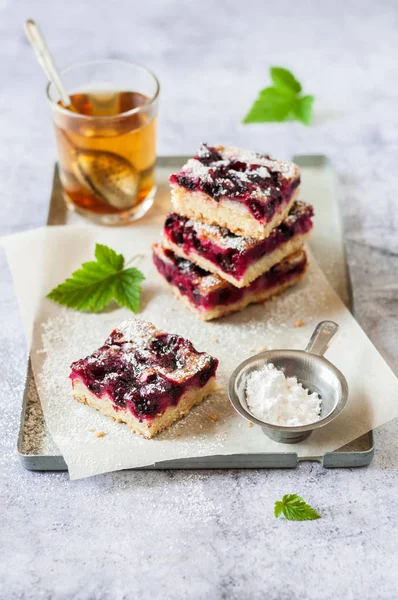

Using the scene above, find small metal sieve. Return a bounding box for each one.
[228,321,349,444]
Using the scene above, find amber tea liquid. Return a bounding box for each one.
[53,90,157,218]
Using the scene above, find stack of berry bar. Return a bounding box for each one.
[152,144,313,321]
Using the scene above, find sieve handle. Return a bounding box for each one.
[305,321,339,356]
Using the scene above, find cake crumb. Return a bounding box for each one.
[208,413,219,422]
[96,431,106,438]
[257,345,267,352]
[248,421,253,427]
[87,428,95,432]
[212,337,219,343]
[295,319,304,327]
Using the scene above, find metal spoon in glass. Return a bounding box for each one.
[24,19,139,210]
[228,321,349,444]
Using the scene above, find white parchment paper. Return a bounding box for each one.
[3,224,398,479]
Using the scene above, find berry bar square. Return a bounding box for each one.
[70,320,219,438]
[170,144,301,240]
[163,201,313,288]
[153,244,308,321]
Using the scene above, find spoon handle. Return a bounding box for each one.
[305,321,339,356]
[24,19,71,107]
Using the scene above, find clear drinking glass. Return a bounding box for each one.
[47,60,160,225]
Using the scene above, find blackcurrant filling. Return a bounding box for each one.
[70,332,218,421]
[163,203,313,279]
[153,247,307,312]
[170,144,300,222]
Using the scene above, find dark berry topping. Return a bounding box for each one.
[175,175,197,190]
[162,202,313,281]
[195,143,223,165]
[153,245,308,314]
[70,322,218,422]
[170,145,299,222]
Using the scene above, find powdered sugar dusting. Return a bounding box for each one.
[197,273,223,293]
[255,166,271,178]
[182,200,312,252]
[108,319,157,346]
[183,157,215,182]
[186,218,252,252]
[171,144,298,205]
[219,145,296,177]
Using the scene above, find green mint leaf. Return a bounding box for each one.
[270,67,302,94]
[292,95,314,125]
[243,67,314,126]
[47,244,145,313]
[274,494,321,521]
[242,87,294,123]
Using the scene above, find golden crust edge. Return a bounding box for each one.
[170,186,300,240]
[72,377,218,439]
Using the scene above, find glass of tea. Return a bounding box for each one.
[46,60,159,225]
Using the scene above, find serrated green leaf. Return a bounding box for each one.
[270,67,302,94]
[67,262,116,286]
[47,273,117,312]
[95,243,124,271]
[292,95,314,125]
[113,268,145,313]
[242,87,294,123]
[243,66,314,126]
[47,244,145,314]
[259,85,296,100]
[274,494,321,521]
[274,501,284,518]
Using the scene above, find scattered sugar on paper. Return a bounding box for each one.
[34,311,231,475]
[28,255,332,477]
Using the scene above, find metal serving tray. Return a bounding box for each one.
[17,155,374,471]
